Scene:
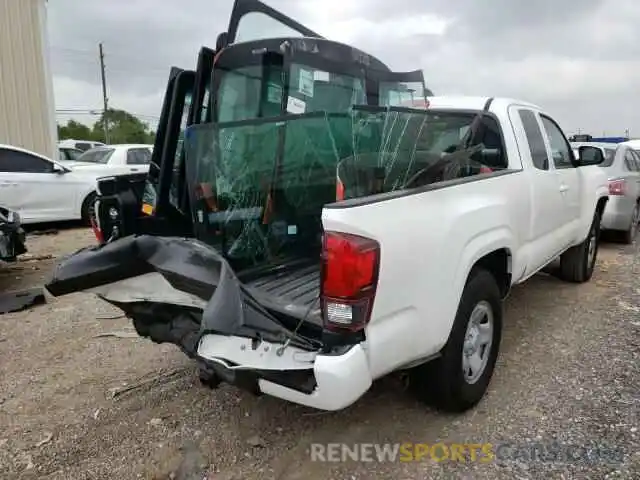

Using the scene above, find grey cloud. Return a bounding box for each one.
[48,0,640,135]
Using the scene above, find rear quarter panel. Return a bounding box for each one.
[574,165,609,244]
[322,172,530,378]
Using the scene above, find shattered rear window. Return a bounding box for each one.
[184,107,507,268]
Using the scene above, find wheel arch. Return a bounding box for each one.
[80,190,97,221]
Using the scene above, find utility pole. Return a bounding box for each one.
[98,43,110,143]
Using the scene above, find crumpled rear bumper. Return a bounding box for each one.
[197,334,372,411]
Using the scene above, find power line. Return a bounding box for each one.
[52,42,166,131]
[49,45,172,73]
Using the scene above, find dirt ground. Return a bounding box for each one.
[0,227,638,479]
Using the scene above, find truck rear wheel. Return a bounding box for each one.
[558,210,601,283]
[409,268,502,413]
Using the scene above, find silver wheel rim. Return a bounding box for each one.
[462,301,494,384]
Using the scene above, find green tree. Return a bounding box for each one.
[56,109,156,145]
[57,119,97,141]
[92,109,155,144]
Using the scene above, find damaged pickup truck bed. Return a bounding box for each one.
[46,96,609,413]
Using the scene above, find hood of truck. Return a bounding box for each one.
[45,235,319,352]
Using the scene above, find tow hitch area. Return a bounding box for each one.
[45,235,321,356]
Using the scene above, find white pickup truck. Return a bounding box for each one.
[46,95,609,414]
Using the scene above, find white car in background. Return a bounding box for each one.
[63,144,153,176]
[571,141,640,243]
[58,139,106,152]
[0,144,102,225]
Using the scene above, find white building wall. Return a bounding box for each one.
[0,0,57,159]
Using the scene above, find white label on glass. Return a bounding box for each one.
[286,96,306,114]
[287,225,297,235]
[314,70,330,82]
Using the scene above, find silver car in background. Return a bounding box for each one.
[571,141,640,243]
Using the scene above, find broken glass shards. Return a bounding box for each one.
[184,107,500,268]
[184,112,345,270]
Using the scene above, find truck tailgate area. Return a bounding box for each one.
[244,263,323,327]
[44,235,323,352]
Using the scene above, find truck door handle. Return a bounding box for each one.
[130,168,139,172]
[559,184,569,193]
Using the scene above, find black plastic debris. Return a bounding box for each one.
[0,288,45,315]
[0,206,27,262]
[45,235,319,353]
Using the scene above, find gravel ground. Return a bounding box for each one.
[0,227,638,479]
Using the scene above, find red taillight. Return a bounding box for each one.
[479,166,493,174]
[320,231,380,332]
[609,179,627,196]
[336,178,345,201]
[90,216,104,243]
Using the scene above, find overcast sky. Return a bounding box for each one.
[47,0,640,137]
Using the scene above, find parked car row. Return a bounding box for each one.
[60,144,153,176]
[0,142,152,225]
[570,140,640,243]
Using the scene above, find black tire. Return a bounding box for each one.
[198,367,221,389]
[409,268,503,413]
[558,209,601,283]
[81,192,97,226]
[621,203,639,245]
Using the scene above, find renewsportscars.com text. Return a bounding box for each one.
[310,442,624,464]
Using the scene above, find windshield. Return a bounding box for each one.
[77,147,115,164]
[380,81,429,107]
[60,148,83,161]
[184,107,504,270]
[601,148,616,167]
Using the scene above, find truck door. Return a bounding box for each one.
[538,114,581,243]
[95,68,195,242]
[171,47,216,220]
[508,106,569,273]
[225,0,323,44]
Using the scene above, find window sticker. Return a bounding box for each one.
[313,70,330,82]
[298,68,314,97]
[286,96,306,114]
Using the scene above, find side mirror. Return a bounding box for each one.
[576,146,604,166]
[52,163,68,174]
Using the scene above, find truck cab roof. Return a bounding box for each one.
[427,96,543,112]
